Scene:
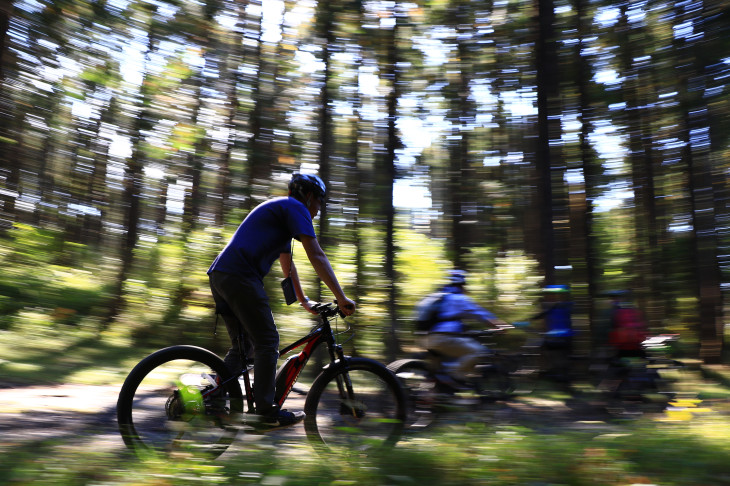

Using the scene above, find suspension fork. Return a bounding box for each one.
[330,344,360,416]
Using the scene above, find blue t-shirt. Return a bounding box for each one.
[543,302,573,337]
[208,197,316,281]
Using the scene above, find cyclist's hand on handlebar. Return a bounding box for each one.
[336,297,356,317]
[487,327,509,334]
[489,318,513,330]
[301,299,319,315]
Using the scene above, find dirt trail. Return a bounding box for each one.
[0,381,611,452]
[0,382,308,454]
[0,383,123,451]
[1,373,726,456]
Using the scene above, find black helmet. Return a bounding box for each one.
[289,173,326,202]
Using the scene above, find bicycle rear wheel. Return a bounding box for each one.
[304,357,406,453]
[116,345,244,458]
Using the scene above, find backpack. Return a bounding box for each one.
[609,306,648,351]
[414,292,447,332]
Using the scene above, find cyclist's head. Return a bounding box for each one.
[543,284,570,301]
[289,173,326,205]
[446,269,468,287]
[604,289,631,304]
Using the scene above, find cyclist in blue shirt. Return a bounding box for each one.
[423,270,511,385]
[534,285,573,381]
[208,173,356,428]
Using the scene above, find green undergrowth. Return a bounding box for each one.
[2,416,730,486]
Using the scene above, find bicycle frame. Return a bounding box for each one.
[274,316,346,409]
[218,304,348,414]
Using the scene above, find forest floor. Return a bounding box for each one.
[1,360,728,455]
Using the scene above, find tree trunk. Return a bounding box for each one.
[382,16,401,361]
[316,3,335,303]
[534,0,559,285]
[574,0,600,343]
[0,3,16,232]
[674,3,724,363]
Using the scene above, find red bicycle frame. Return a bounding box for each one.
[232,306,345,414]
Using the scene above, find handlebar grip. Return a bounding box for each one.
[333,299,355,318]
[309,301,348,319]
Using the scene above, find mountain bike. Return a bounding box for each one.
[116,302,407,457]
[592,334,684,416]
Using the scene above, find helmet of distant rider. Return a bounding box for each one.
[447,269,468,286]
[543,284,570,293]
[289,173,326,203]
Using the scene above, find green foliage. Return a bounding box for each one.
[0,225,110,329]
[395,226,450,309]
[0,313,142,385]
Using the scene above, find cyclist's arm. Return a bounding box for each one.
[279,252,317,315]
[477,311,511,329]
[299,234,356,316]
[457,295,511,329]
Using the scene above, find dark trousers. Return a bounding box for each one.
[542,336,573,381]
[209,271,279,415]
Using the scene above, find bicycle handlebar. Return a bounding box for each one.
[463,328,509,338]
[309,301,346,319]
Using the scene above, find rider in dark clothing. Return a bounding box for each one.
[208,173,355,427]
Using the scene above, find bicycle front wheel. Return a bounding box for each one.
[116,345,244,458]
[387,359,439,430]
[474,361,514,400]
[304,357,406,453]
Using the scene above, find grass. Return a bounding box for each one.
[1,414,730,485]
[0,319,149,386]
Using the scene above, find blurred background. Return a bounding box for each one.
[1,0,729,378]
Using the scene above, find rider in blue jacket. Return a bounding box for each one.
[423,270,510,385]
[533,285,573,381]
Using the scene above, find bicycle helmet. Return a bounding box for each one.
[543,284,570,293]
[289,173,326,202]
[447,269,468,286]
